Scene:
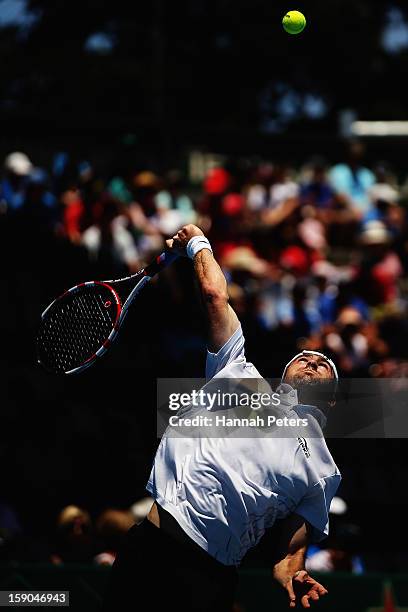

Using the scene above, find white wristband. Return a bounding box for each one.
[186,236,213,259]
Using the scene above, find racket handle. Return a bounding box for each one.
[144,250,180,278]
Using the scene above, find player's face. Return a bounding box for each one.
[284,354,334,384]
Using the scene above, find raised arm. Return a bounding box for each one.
[166,224,240,352]
[272,514,328,609]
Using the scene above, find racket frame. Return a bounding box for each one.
[38,251,179,375]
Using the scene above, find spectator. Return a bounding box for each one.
[306,496,363,574]
[313,272,339,325]
[268,163,300,209]
[297,205,328,254]
[244,163,274,212]
[155,169,196,225]
[133,171,160,218]
[306,522,363,573]
[329,140,375,217]
[367,162,400,219]
[17,168,58,232]
[356,221,403,307]
[51,506,94,564]
[251,165,301,233]
[107,177,133,206]
[300,156,336,210]
[60,183,86,244]
[81,196,140,274]
[1,151,33,212]
[128,497,154,524]
[324,307,372,373]
[94,509,135,566]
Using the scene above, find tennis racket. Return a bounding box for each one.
[37,250,179,375]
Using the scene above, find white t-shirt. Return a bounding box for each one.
[147,326,341,566]
[269,181,300,208]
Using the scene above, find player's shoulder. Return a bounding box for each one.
[206,324,254,380]
[206,324,245,360]
[218,358,262,378]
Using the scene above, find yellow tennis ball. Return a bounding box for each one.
[282,10,306,35]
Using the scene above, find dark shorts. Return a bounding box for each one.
[101,504,238,612]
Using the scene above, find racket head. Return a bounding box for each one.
[37,282,122,375]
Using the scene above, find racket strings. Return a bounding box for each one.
[38,288,118,373]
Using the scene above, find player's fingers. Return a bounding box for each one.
[316,585,328,596]
[301,594,311,608]
[309,591,320,601]
[294,570,308,582]
[168,237,186,255]
[285,579,296,608]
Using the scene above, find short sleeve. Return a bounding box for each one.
[295,473,342,543]
[205,325,245,380]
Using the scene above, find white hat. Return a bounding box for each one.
[368,183,399,205]
[281,350,339,383]
[359,220,391,245]
[129,497,154,522]
[329,496,348,515]
[4,151,33,176]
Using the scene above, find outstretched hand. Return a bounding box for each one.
[165,224,204,255]
[285,570,328,608]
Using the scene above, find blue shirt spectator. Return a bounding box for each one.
[301,158,336,209]
[329,164,375,214]
[329,140,375,215]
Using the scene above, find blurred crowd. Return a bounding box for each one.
[1,494,363,574]
[0,497,153,566]
[2,141,408,572]
[2,140,408,378]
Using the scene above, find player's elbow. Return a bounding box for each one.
[201,283,229,306]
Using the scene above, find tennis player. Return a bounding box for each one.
[102,224,341,612]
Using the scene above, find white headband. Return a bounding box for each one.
[281,350,339,383]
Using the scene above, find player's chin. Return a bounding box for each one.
[292,373,319,385]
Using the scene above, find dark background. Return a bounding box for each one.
[2,0,408,573]
[1,0,408,169]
